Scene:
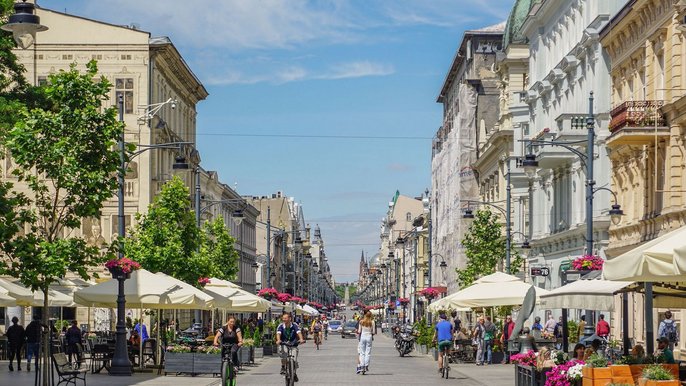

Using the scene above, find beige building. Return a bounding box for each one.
[600,0,686,357]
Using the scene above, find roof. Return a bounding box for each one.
[503,0,542,48]
[149,37,209,102]
[437,22,505,103]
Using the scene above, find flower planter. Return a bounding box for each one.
[192,353,221,375]
[255,347,264,359]
[630,364,647,383]
[108,267,131,280]
[263,345,273,356]
[238,346,251,365]
[638,380,680,386]
[164,352,194,374]
[514,364,548,386]
[582,366,612,386]
[610,364,633,385]
[430,348,438,361]
[491,351,504,364]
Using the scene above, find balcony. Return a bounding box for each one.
[608,100,669,146]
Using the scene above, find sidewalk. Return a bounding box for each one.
[412,348,515,386]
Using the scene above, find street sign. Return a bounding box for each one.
[530,266,550,277]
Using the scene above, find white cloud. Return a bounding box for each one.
[318,61,395,80]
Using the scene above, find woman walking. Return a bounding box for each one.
[356,310,375,375]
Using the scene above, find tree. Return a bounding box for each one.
[0,61,123,384]
[456,209,524,287]
[124,176,239,285]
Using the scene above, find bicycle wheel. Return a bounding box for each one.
[444,357,449,379]
[221,361,229,386]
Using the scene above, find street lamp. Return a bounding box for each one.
[1,0,48,49]
[522,92,625,347]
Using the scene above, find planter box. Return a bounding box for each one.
[582,366,613,386]
[164,352,194,374]
[263,345,273,356]
[610,364,633,385]
[430,348,438,361]
[255,348,264,359]
[238,346,251,364]
[630,364,679,384]
[192,354,221,375]
[638,380,680,386]
[491,351,504,364]
[515,364,548,386]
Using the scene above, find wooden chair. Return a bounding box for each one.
[52,352,87,386]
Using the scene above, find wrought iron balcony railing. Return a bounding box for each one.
[609,100,665,132]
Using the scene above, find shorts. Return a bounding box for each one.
[438,340,452,351]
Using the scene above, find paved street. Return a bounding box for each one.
[0,332,513,386]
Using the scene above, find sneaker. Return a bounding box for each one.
[365,366,369,372]
[294,373,299,382]
[17,367,21,371]
[27,366,30,372]
[356,366,361,374]
[280,366,286,375]
[438,368,442,374]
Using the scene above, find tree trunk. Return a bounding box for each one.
[42,288,49,386]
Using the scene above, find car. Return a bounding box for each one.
[327,320,343,334]
[341,320,357,338]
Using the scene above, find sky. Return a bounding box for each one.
[40,0,513,283]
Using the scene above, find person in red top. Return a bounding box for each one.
[596,314,610,338]
[501,315,516,364]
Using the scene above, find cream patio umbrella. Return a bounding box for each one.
[539,279,634,311]
[302,304,320,316]
[603,226,686,282]
[0,278,74,306]
[429,272,550,310]
[73,269,214,309]
[203,278,270,313]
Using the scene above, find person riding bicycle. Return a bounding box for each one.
[433,313,454,374]
[213,316,243,367]
[276,313,305,379]
[322,317,329,339]
[310,317,323,345]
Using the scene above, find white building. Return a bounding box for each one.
[520,0,628,292]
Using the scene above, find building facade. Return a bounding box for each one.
[600,0,686,357]
[431,23,505,294]
[520,0,627,294]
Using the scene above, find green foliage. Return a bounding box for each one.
[457,209,524,287]
[567,320,579,343]
[253,329,262,347]
[642,364,674,381]
[587,353,609,368]
[413,318,435,348]
[125,176,239,286]
[0,61,121,294]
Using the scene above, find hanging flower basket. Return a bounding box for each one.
[276,292,291,304]
[290,296,304,305]
[398,297,410,306]
[197,277,211,287]
[105,257,140,279]
[571,255,604,271]
[257,287,278,300]
[420,287,440,300]
[299,298,308,306]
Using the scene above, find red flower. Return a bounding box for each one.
[104,257,141,274]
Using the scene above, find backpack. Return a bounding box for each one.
[663,320,678,342]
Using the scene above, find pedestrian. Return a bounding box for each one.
[25,315,41,371]
[473,316,486,366]
[553,316,563,349]
[501,315,515,364]
[451,310,462,333]
[658,310,679,351]
[257,317,264,333]
[134,320,149,341]
[356,310,375,374]
[596,314,610,339]
[483,316,496,365]
[576,315,586,341]
[544,315,556,335]
[532,316,543,332]
[5,316,25,372]
[65,320,82,366]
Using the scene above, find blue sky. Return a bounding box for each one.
[41,0,513,283]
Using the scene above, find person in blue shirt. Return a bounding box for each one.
[433,313,454,373]
[275,313,305,379]
[134,321,149,341]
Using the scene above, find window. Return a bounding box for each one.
[115,78,134,114]
[61,54,73,60]
[37,76,48,86]
[406,212,412,221]
[120,54,132,60]
[91,54,102,60]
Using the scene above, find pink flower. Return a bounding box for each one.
[571,255,604,271]
[197,277,211,286]
[105,257,141,273]
[257,288,278,298]
[276,293,291,303]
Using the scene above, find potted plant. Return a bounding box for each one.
[193,345,221,375]
[253,330,264,359]
[197,277,211,287]
[276,292,291,304]
[610,356,633,385]
[545,359,585,386]
[164,343,193,374]
[570,255,604,271]
[419,287,440,300]
[240,338,254,365]
[582,353,612,385]
[640,364,679,386]
[104,257,141,279]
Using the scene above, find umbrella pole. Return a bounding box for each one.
[156,308,161,367]
[139,307,144,370]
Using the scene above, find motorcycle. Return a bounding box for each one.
[393,325,415,357]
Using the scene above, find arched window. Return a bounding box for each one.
[406,212,412,221]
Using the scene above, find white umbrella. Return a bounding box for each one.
[155,273,226,308]
[0,278,74,306]
[604,226,686,282]
[204,278,270,312]
[429,272,550,310]
[303,304,319,316]
[74,269,213,309]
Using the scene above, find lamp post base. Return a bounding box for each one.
[110,277,132,376]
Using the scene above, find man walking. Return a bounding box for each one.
[596,314,610,339]
[25,315,41,371]
[483,316,496,365]
[473,317,486,366]
[5,316,25,372]
[658,311,679,351]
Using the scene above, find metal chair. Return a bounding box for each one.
[141,339,157,367]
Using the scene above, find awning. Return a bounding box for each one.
[603,226,686,282]
[539,279,634,311]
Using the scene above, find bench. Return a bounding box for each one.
[52,352,87,386]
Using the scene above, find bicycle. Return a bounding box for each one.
[220,343,237,386]
[314,331,321,350]
[437,341,450,379]
[281,342,299,386]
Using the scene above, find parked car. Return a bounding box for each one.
[341,320,358,338]
[328,320,343,334]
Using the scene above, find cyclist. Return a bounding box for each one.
[311,317,323,347]
[276,313,305,380]
[213,316,244,368]
[433,313,454,374]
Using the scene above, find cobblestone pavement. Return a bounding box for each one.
[0,334,513,385]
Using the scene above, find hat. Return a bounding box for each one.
[657,337,669,344]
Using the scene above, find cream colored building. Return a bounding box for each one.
[600,0,686,358]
